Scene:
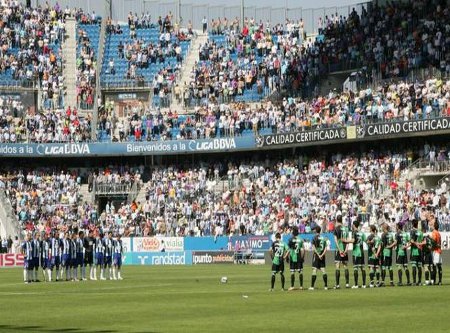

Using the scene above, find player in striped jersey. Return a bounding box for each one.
[31,233,41,282]
[50,233,62,281]
[104,232,114,280]
[395,223,411,286]
[113,234,124,280]
[21,234,33,284]
[350,220,367,288]
[380,224,396,287]
[333,215,351,289]
[269,232,289,291]
[41,233,51,282]
[76,231,86,281]
[287,226,304,290]
[94,233,105,280]
[310,226,329,290]
[410,219,425,285]
[70,233,78,281]
[62,232,72,281]
[366,225,381,287]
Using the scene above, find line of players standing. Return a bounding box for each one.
[270,215,443,291]
[21,230,124,283]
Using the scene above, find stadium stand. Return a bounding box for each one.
[0,1,66,109]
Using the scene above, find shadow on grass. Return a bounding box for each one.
[0,325,120,333]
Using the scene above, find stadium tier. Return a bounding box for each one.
[0,0,448,238]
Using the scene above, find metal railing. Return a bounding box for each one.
[29,0,370,36]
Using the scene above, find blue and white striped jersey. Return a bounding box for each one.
[113,239,123,254]
[50,238,62,257]
[103,238,114,257]
[62,238,71,255]
[41,240,50,259]
[76,238,84,254]
[32,239,40,258]
[22,241,33,259]
[70,240,77,258]
[94,237,104,254]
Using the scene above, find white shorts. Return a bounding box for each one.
[432,252,442,265]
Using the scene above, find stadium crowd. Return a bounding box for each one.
[0,1,66,108]
[76,11,99,110]
[2,145,450,240]
[182,0,449,104]
[100,77,450,142]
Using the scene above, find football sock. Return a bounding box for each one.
[381,269,386,282]
[412,266,417,283]
[405,269,410,284]
[362,270,366,286]
[344,269,349,284]
[437,264,442,284]
[431,265,436,284]
[398,269,402,284]
[23,269,28,282]
[425,270,430,282]
[418,267,422,283]
[335,270,340,286]
[280,273,285,289]
[47,269,52,282]
[271,274,275,289]
[311,274,317,288]
[369,269,374,283]
[354,269,358,286]
[323,274,328,287]
[389,269,394,282]
[299,273,303,287]
[291,273,295,287]
[376,272,380,282]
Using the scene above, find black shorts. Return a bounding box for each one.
[396,255,408,266]
[422,252,432,266]
[410,253,423,266]
[353,256,365,267]
[84,252,94,265]
[368,258,380,267]
[381,256,392,268]
[289,260,303,272]
[312,254,326,269]
[334,251,349,262]
[272,263,284,273]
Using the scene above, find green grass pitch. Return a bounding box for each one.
[0,265,449,333]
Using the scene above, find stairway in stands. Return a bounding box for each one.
[79,184,95,208]
[63,18,78,110]
[0,191,21,239]
[172,31,208,113]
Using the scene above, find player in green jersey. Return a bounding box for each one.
[350,220,367,288]
[269,233,289,291]
[410,219,426,285]
[309,226,328,291]
[395,223,411,286]
[366,225,381,287]
[422,233,434,285]
[287,226,305,291]
[333,215,351,289]
[380,223,396,287]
